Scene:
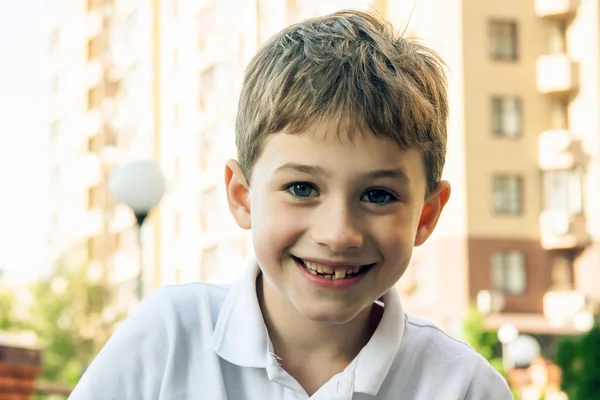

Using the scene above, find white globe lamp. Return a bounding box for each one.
[109,159,165,299]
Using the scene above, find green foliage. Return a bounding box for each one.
[460,307,505,377]
[25,259,120,385]
[0,289,19,330]
[556,321,600,400]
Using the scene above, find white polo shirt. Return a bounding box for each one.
[69,263,512,399]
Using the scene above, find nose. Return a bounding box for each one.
[311,202,364,252]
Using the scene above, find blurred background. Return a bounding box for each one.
[1,0,599,399]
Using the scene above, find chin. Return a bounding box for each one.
[293,299,366,325]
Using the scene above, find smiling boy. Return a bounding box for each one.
[69,10,512,400]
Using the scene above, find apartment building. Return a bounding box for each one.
[47,0,157,313]
[185,0,600,340]
[47,0,599,343]
[393,0,600,340]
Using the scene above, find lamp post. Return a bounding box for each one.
[498,324,519,373]
[109,160,165,301]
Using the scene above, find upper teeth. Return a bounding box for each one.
[303,261,362,279]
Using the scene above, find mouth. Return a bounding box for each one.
[292,256,375,280]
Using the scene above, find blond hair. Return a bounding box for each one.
[236,9,448,195]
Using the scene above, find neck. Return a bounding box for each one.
[257,273,382,367]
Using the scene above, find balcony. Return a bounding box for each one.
[543,290,593,331]
[536,54,579,95]
[535,0,580,19]
[540,209,589,250]
[83,109,103,137]
[84,209,105,238]
[538,130,585,170]
[86,60,104,88]
[60,153,103,188]
[86,9,103,38]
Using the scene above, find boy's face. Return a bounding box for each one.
[225,123,450,324]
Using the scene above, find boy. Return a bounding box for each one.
[70,10,512,399]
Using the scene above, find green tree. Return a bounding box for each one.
[0,289,18,330]
[556,320,600,400]
[460,307,504,375]
[26,255,120,385]
[0,273,26,332]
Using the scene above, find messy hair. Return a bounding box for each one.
[235,9,448,195]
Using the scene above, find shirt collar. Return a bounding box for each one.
[210,262,406,395]
[352,287,405,395]
[210,261,271,368]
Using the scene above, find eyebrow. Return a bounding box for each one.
[275,163,329,176]
[367,168,411,183]
[274,163,411,183]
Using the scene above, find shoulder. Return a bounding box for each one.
[146,281,231,328]
[403,314,477,356]
[69,281,232,399]
[396,315,512,399]
[113,281,231,339]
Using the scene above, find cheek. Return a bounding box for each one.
[250,196,307,260]
[372,214,418,266]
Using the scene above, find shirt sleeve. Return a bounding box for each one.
[68,290,169,400]
[464,356,514,400]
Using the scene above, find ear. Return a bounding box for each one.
[224,159,251,230]
[414,180,451,246]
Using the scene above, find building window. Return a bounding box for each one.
[197,4,216,51]
[199,187,217,231]
[87,37,101,61]
[493,175,523,215]
[50,121,61,153]
[173,48,179,70]
[50,74,60,99]
[87,0,102,11]
[201,187,217,211]
[548,23,567,54]
[200,246,218,281]
[491,251,526,295]
[174,212,181,238]
[107,232,120,255]
[105,126,118,147]
[492,97,521,137]
[88,86,102,110]
[213,63,231,91]
[198,66,215,112]
[199,135,211,171]
[51,120,61,138]
[120,63,138,96]
[87,238,95,260]
[122,10,139,43]
[173,157,181,182]
[50,166,61,188]
[542,169,583,213]
[50,29,60,53]
[173,103,180,126]
[489,20,518,60]
[87,136,98,152]
[88,185,103,210]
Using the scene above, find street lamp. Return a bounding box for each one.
[507,334,541,368]
[109,159,165,301]
[498,324,519,373]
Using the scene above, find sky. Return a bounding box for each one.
[0,0,50,283]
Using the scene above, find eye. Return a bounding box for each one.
[286,182,319,198]
[361,189,397,205]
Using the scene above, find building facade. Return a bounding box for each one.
[47,0,599,340]
[398,0,600,339]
